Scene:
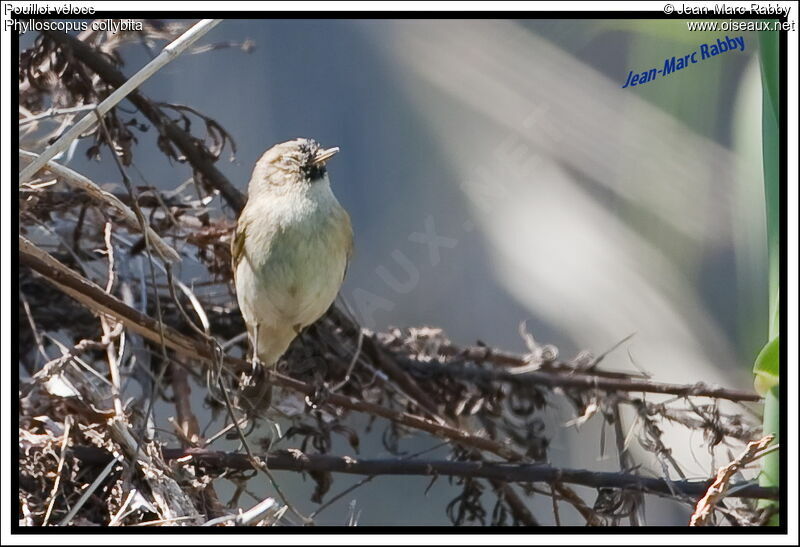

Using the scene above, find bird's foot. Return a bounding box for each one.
[305,381,332,409]
[242,357,273,413]
[249,355,266,379]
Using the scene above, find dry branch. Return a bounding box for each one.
[398,342,762,403]
[20,236,206,359]
[690,435,777,525]
[38,27,246,213]
[19,150,181,263]
[19,20,222,185]
[69,446,777,501]
[21,237,763,464]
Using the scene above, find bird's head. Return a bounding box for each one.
[249,138,339,194]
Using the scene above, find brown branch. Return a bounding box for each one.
[488,481,539,526]
[19,236,209,360]
[169,356,226,519]
[170,358,201,448]
[21,189,198,212]
[397,354,761,403]
[361,335,440,417]
[22,236,761,469]
[19,236,523,462]
[552,482,602,526]
[70,446,778,501]
[41,30,247,214]
[690,435,777,526]
[23,237,772,526]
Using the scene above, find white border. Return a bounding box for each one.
[2,1,797,544]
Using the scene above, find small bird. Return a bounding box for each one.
[232,138,353,406]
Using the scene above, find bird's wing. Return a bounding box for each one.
[231,217,248,282]
[343,209,354,262]
[340,208,354,281]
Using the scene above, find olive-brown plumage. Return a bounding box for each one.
[232,138,352,402]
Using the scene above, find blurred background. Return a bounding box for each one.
[21,18,769,525]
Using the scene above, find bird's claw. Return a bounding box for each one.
[250,356,266,379]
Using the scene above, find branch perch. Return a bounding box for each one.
[398,357,762,403]
[19,20,222,185]
[70,446,778,501]
[38,25,246,214]
[21,236,763,465]
[690,435,777,525]
[20,150,181,263]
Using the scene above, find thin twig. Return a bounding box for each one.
[399,356,762,402]
[214,363,311,525]
[330,327,363,393]
[100,222,124,417]
[552,483,603,526]
[611,400,640,525]
[309,441,450,519]
[550,484,561,526]
[20,293,50,366]
[105,447,776,501]
[39,27,246,213]
[42,416,72,526]
[19,150,181,263]
[690,435,776,526]
[57,455,121,526]
[171,357,200,448]
[19,20,222,184]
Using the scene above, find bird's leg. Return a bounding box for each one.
[250,323,265,377]
[243,322,272,412]
[250,323,259,376]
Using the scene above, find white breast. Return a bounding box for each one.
[235,178,350,335]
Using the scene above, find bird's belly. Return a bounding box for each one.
[246,225,346,329]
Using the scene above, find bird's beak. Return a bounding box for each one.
[312,146,339,165]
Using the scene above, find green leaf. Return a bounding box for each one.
[753,335,779,395]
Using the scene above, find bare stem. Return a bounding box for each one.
[19,20,222,185]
